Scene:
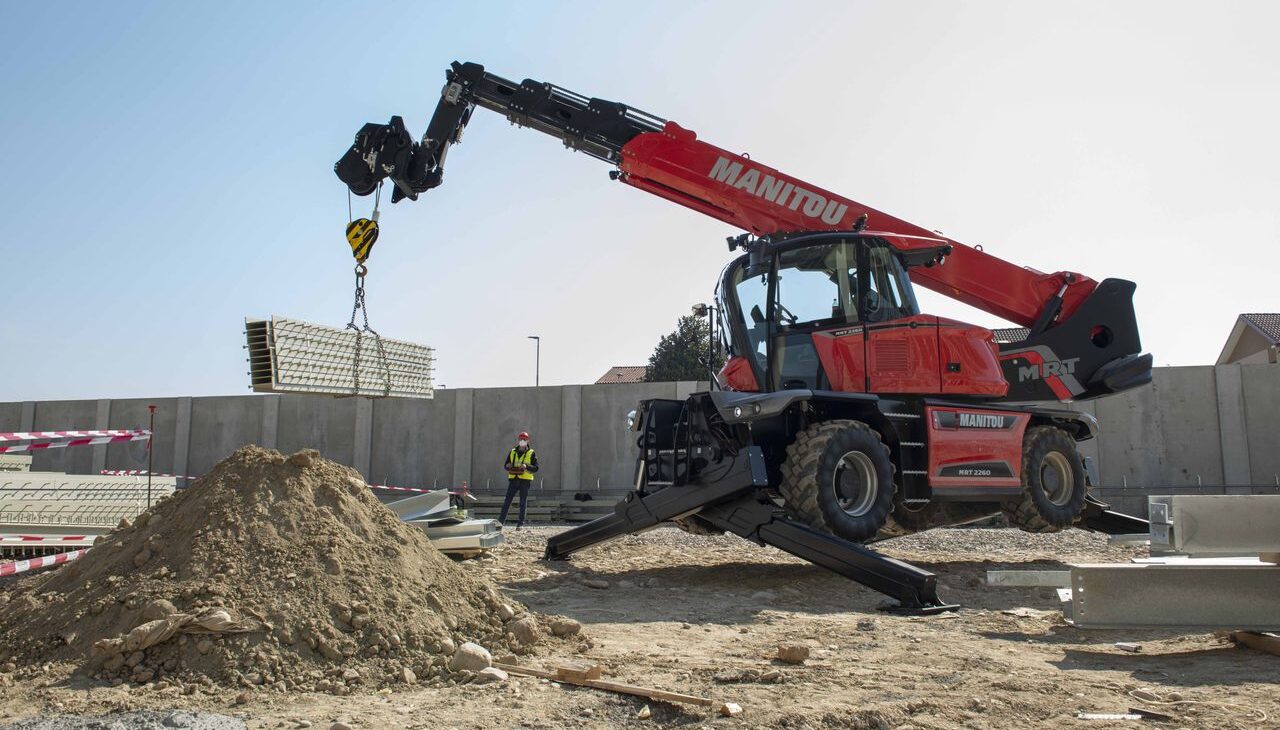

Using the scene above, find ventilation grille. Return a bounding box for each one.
[874,340,909,372]
[244,316,435,399]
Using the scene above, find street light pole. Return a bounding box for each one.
[146,405,155,509]
[527,335,540,387]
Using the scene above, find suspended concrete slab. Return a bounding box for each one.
[245,316,434,399]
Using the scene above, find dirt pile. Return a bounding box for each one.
[0,446,581,694]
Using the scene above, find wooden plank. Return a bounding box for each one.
[553,660,603,682]
[1230,631,1280,657]
[494,662,716,707]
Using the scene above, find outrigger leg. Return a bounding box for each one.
[544,447,958,615]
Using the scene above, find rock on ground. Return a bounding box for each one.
[777,643,810,664]
[448,642,492,672]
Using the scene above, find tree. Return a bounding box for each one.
[644,315,723,382]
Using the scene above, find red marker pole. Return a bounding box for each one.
[147,405,156,509]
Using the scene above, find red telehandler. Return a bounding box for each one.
[335,61,1152,613]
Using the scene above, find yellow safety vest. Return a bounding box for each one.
[509,448,535,480]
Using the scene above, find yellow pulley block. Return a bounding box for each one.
[346,217,379,264]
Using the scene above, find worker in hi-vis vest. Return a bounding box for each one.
[499,431,539,527]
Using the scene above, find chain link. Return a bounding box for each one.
[343,181,390,399]
[345,264,392,398]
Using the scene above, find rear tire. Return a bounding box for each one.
[780,420,895,542]
[1005,426,1087,533]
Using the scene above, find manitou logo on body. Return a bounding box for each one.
[957,413,1009,428]
[709,156,849,225]
[1018,357,1081,383]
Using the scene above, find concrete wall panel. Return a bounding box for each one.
[1153,367,1225,486]
[1215,365,1253,485]
[580,382,675,489]
[30,400,99,475]
[369,392,456,489]
[186,396,268,476]
[276,395,357,467]
[104,398,179,475]
[0,403,21,433]
[470,387,562,491]
[1094,367,1222,488]
[1242,365,1280,486]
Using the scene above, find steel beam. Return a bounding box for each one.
[1069,563,1280,630]
[386,491,451,521]
[986,570,1072,587]
[410,518,501,539]
[428,533,505,551]
[1149,495,1280,555]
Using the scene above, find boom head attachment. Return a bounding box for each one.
[334,62,486,203]
[335,61,665,204]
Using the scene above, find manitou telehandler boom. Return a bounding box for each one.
[336,61,1151,613]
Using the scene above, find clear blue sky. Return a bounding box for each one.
[2,1,1277,401]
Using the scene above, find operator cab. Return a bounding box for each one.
[716,233,1008,398]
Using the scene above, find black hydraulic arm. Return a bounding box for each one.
[334,61,665,203]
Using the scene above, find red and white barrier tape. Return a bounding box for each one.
[0,430,148,443]
[0,430,151,454]
[100,469,197,480]
[368,483,436,494]
[0,535,93,543]
[0,548,87,577]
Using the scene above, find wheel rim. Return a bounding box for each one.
[1039,451,1074,506]
[832,450,878,517]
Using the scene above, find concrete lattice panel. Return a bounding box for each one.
[245,316,434,399]
[0,472,177,527]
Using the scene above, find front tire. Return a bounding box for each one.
[1005,426,1087,532]
[780,420,895,542]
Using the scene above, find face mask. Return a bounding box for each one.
[518,440,529,448]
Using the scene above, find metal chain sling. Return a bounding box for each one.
[344,183,393,398]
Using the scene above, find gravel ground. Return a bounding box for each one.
[0,525,1275,729]
[1,710,244,730]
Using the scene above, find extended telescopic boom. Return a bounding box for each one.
[335,61,1150,401]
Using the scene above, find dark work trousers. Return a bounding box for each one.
[499,478,531,526]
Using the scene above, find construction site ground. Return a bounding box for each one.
[1,526,1276,729]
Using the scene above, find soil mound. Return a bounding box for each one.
[0,446,578,693]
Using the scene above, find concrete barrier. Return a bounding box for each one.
[3,365,1279,504]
